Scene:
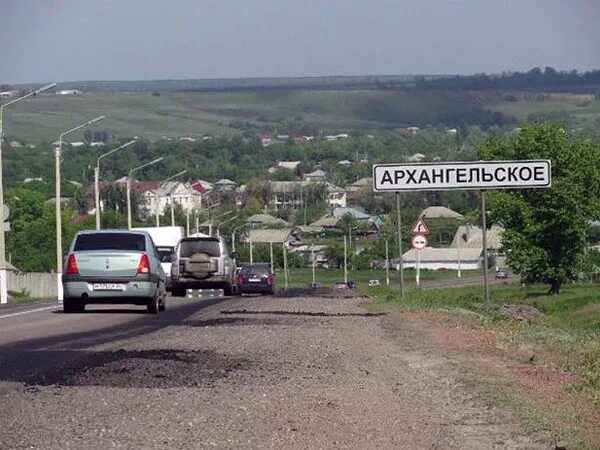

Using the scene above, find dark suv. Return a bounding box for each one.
[236,263,275,295]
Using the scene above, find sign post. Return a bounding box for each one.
[373,160,551,303]
[411,216,429,287]
[385,240,390,286]
[395,192,403,299]
[481,191,489,303]
[411,234,428,286]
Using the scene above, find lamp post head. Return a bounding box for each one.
[87,115,106,126]
[33,83,57,95]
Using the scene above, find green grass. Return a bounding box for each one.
[3,91,397,142]
[487,97,600,130]
[7,90,599,144]
[7,289,35,303]
[365,281,600,405]
[279,267,484,289]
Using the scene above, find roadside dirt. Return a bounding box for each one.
[0,295,554,449]
[406,310,600,447]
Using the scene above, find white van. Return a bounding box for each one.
[133,226,184,289]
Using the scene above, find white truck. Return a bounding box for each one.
[133,226,184,290]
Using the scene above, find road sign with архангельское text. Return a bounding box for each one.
[372,160,551,192]
[372,159,552,304]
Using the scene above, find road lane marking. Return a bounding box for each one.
[0,305,60,319]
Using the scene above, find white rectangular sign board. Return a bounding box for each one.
[373,160,551,192]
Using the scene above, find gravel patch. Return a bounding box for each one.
[0,295,552,449]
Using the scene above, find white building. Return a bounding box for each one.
[328,187,347,208]
[261,135,273,147]
[408,153,426,162]
[56,89,82,95]
[143,181,204,216]
[402,247,483,270]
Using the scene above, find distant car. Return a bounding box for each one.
[495,269,508,279]
[309,281,322,289]
[62,230,167,314]
[333,280,355,289]
[368,279,380,287]
[236,263,274,295]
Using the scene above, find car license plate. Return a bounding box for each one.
[249,277,261,282]
[93,283,125,291]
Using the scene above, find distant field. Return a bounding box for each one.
[3,91,405,142]
[3,90,599,143]
[486,96,600,129]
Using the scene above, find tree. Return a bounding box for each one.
[478,123,600,294]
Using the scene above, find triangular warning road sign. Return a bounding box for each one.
[411,217,429,235]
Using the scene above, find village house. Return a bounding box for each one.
[345,177,372,204]
[245,213,289,227]
[143,181,205,216]
[401,247,483,271]
[304,169,327,182]
[268,160,301,173]
[244,228,301,248]
[214,179,237,191]
[270,181,347,210]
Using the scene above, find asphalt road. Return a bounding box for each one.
[0,293,550,449]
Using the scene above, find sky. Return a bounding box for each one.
[1,0,599,84]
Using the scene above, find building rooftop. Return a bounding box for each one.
[420,206,464,220]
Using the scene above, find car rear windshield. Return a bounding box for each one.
[180,239,221,257]
[74,233,146,251]
[241,265,270,275]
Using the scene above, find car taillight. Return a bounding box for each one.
[137,254,151,274]
[66,254,79,274]
[236,275,243,284]
[267,275,274,285]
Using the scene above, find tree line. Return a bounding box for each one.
[416,67,600,92]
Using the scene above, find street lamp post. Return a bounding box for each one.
[95,140,136,229]
[0,83,56,305]
[55,115,106,301]
[127,157,164,229]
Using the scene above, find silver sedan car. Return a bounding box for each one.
[62,230,167,314]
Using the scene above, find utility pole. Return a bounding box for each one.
[343,234,348,284]
[385,240,390,286]
[311,245,316,285]
[481,191,490,304]
[396,192,404,299]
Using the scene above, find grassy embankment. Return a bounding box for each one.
[279,267,484,288]
[364,280,600,448]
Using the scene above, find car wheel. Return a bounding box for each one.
[223,282,235,296]
[172,286,186,297]
[63,298,77,313]
[147,296,159,314]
